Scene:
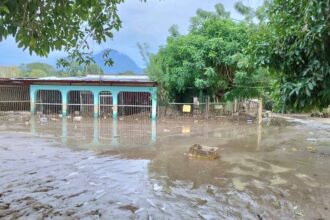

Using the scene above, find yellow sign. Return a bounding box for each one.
[182,126,191,134]
[182,105,191,113]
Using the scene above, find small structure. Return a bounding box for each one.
[0,75,158,120]
[188,144,219,160]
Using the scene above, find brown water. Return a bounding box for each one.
[0,116,329,219]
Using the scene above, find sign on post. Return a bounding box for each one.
[182,105,191,113]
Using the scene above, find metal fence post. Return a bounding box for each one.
[93,91,99,118]
[30,86,36,115]
[61,90,67,117]
[112,91,118,120]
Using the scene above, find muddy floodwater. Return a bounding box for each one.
[0,115,329,219]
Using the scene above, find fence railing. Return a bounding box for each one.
[158,100,259,118]
[0,84,260,119]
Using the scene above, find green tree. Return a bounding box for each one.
[0,0,131,67]
[85,63,104,76]
[19,62,56,77]
[253,0,330,111]
[58,62,104,77]
[61,62,84,77]
[148,3,263,102]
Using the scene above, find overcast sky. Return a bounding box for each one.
[0,0,262,67]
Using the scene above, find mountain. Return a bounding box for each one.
[94,49,144,75]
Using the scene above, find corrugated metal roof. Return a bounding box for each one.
[0,75,157,86]
[30,75,152,82]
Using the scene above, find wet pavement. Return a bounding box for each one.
[0,115,330,219]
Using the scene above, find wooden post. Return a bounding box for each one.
[232,99,238,115]
[258,98,263,124]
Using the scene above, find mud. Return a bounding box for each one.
[0,115,329,219]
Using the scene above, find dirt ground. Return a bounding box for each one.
[0,115,329,219]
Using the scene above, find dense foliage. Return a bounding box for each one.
[0,0,125,67]
[253,0,330,111]
[148,1,330,111]
[148,3,271,103]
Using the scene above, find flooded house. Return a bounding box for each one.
[0,75,158,120]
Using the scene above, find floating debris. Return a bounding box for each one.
[195,198,208,206]
[40,116,48,123]
[306,138,317,142]
[188,144,219,160]
[119,204,139,213]
[73,116,82,122]
[291,147,298,152]
[319,152,330,157]
[306,146,317,153]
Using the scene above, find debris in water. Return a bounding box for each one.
[163,185,172,194]
[319,152,330,157]
[89,209,102,217]
[270,200,281,209]
[195,198,208,206]
[206,185,216,195]
[257,214,263,220]
[306,138,317,142]
[153,183,162,191]
[33,186,54,193]
[291,147,298,152]
[0,202,10,210]
[119,204,139,213]
[51,117,59,121]
[73,116,82,122]
[293,206,304,217]
[65,209,76,216]
[306,146,317,153]
[40,116,48,123]
[188,144,219,160]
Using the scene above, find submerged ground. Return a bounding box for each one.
[0,115,329,219]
